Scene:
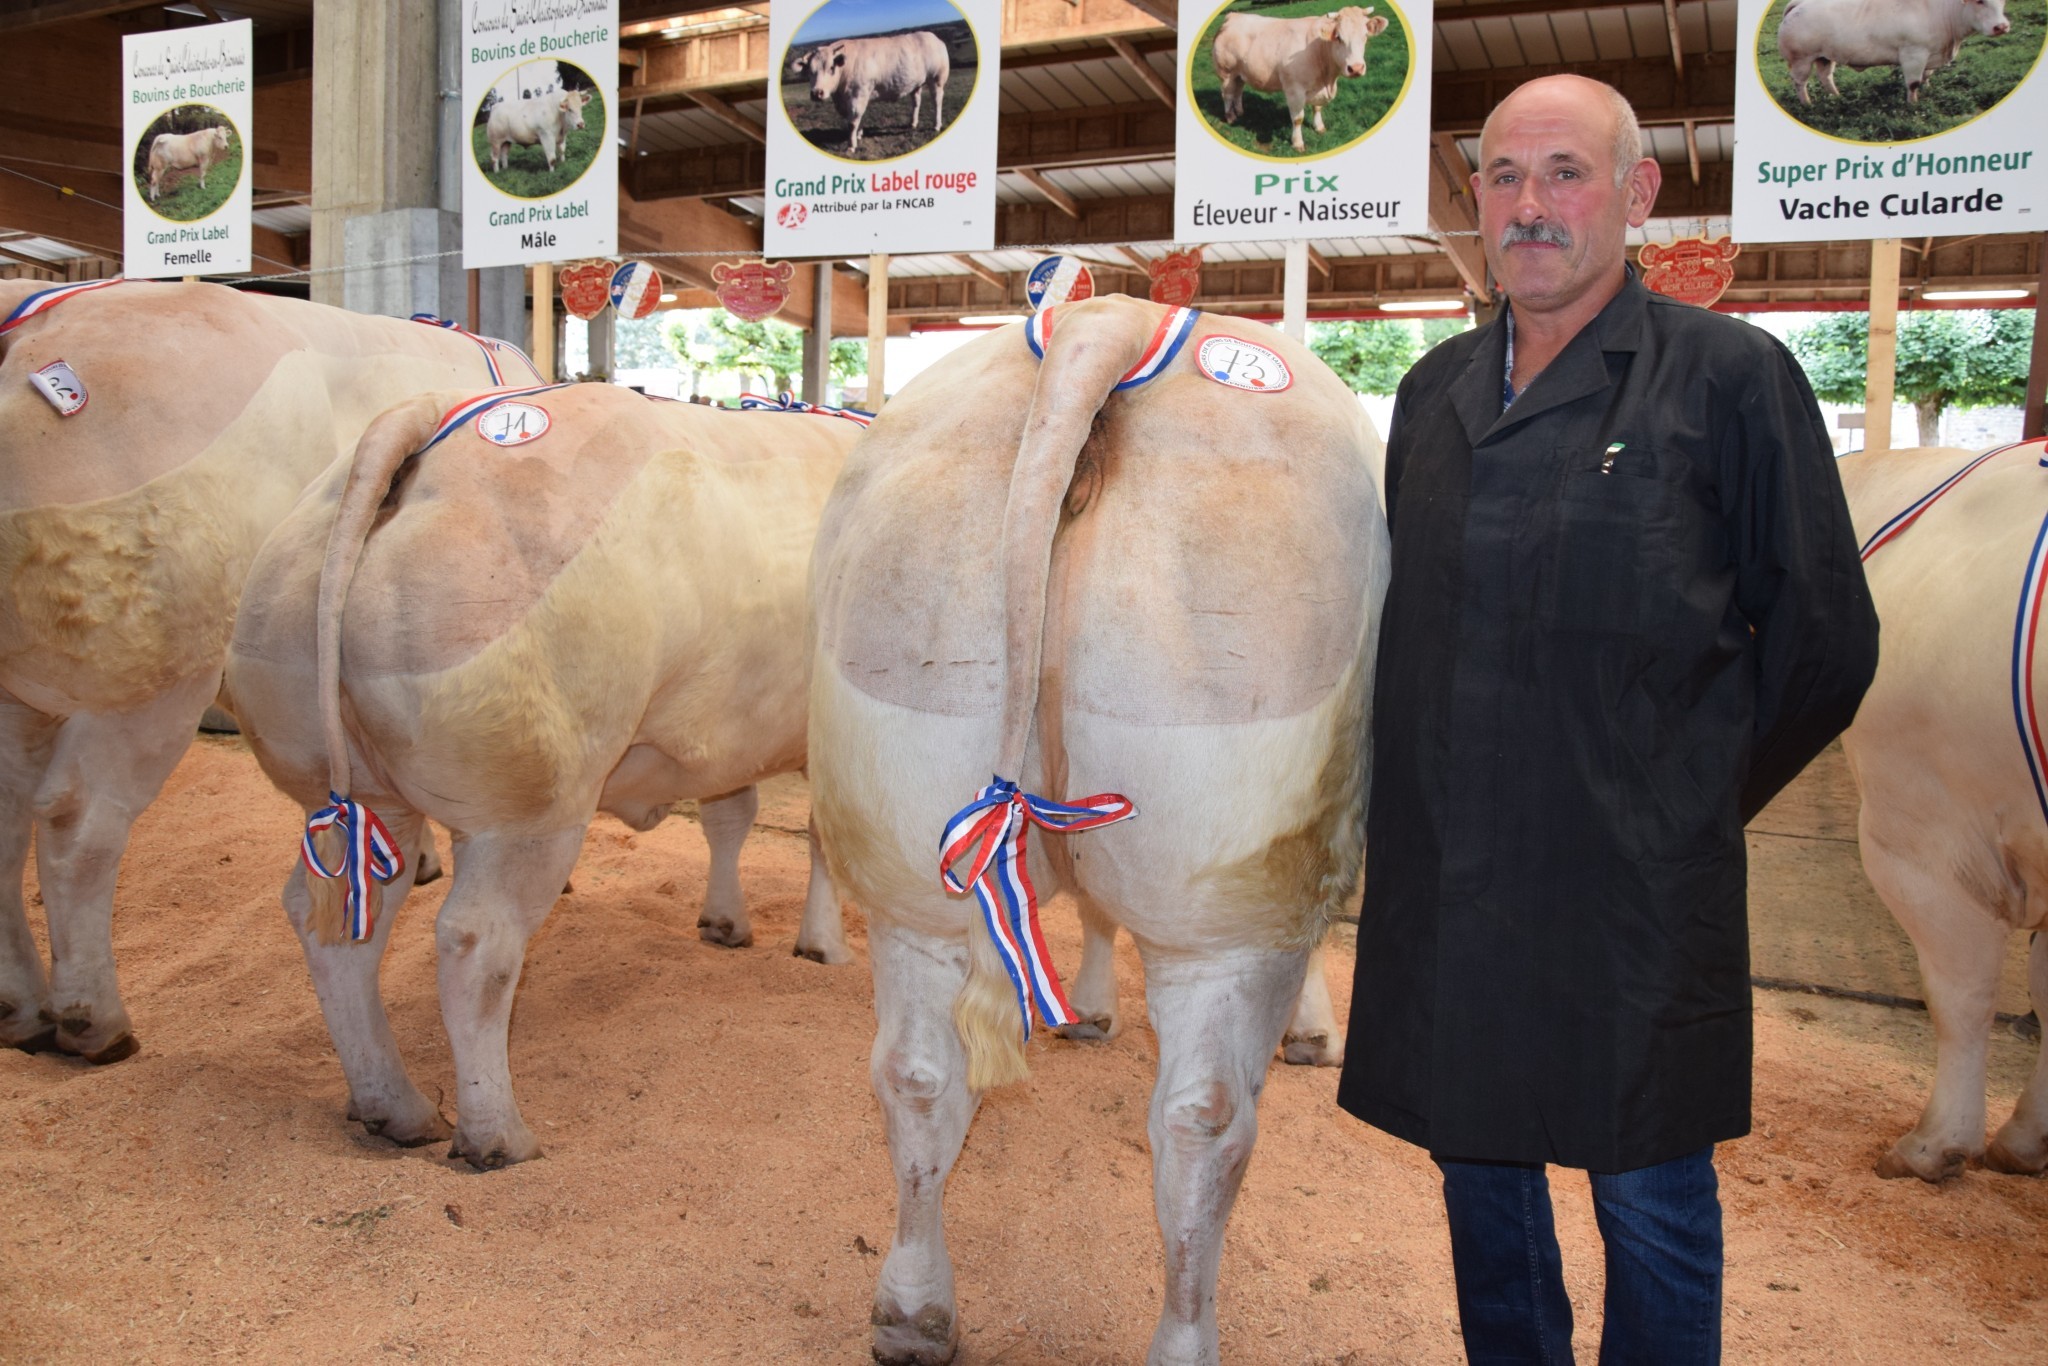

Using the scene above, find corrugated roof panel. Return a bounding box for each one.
[1471,17,1528,68]
[1550,11,1600,64]
[1624,4,1672,61]
[1677,3,1712,53]
[1704,0,1740,52]
[1699,122,1735,160]
[0,235,90,261]
[253,204,312,234]
[1644,125,1688,162]
[1509,15,1563,67]
[1436,21,1490,71]
[1585,9,1634,60]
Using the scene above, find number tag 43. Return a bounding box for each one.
[1196,336,1292,393]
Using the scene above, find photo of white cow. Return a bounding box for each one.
[1188,0,1412,161]
[128,103,243,222]
[471,58,607,198]
[780,0,977,161]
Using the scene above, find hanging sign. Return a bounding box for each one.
[764,0,999,256]
[609,261,662,318]
[712,261,795,320]
[461,1,618,269]
[1149,247,1204,306]
[123,18,253,278]
[1638,237,1741,307]
[1026,256,1094,309]
[1175,1,1431,243]
[559,260,615,320]
[1732,0,2048,242]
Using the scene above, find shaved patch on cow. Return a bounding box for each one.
[28,360,86,416]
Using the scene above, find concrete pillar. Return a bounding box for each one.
[802,263,835,402]
[2024,233,2047,440]
[867,252,889,405]
[312,0,521,334]
[1866,238,1900,452]
[1281,240,1309,342]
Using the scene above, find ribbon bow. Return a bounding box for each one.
[736,391,875,426]
[302,793,405,942]
[939,777,1136,1040]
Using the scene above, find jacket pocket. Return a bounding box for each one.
[1541,459,1675,635]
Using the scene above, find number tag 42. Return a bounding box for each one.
[1196,336,1292,393]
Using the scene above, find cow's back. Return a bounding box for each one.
[0,281,517,711]
[1212,13,1313,80]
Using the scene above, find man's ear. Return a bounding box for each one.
[1625,156,1662,228]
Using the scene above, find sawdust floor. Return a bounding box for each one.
[3,736,2045,1363]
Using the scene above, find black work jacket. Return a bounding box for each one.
[1337,274,1879,1172]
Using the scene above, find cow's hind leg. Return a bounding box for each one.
[1220,74,1244,124]
[697,785,757,948]
[1280,937,1344,1067]
[869,917,977,1365]
[1864,833,2004,1180]
[0,697,55,1050]
[1141,941,1310,1365]
[34,671,219,1062]
[1819,57,1841,99]
[1056,895,1121,1041]
[1988,931,2048,1174]
[283,806,449,1147]
[793,814,851,965]
[436,825,585,1169]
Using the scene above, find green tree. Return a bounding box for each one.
[1308,319,1421,395]
[1786,310,2035,445]
[697,312,866,401]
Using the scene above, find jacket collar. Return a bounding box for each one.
[1451,268,1650,447]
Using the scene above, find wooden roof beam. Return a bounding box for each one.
[686,90,766,143]
[1018,168,1082,221]
[949,254,1008,291]
[1106,36,1175,109]
[1426,134,1490,299]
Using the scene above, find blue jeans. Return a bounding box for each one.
[1434,1147,1722,1366]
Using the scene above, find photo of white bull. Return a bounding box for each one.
[1777,0,2013,104]
[789,30,950,156]
[809,294,1388,1365]
[145,124,231,201]
[1212,4,1389,152]
[0,279,537,1065]
[1838,441,2048,1182]
[225,384,858,1168]
[487,87,592,172]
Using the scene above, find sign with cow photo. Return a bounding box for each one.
[122,18,253,278]
[1733,0,2048,242]
[461,0,618,270]
[1175,0,1432,244]
[764,0,998,256]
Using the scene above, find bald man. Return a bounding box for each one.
[1338,76,1878,1362]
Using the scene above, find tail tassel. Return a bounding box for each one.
[302,793,404,942]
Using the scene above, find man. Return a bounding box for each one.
[1338,75,1878,1363]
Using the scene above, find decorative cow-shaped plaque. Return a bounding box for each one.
[712,261,796,322]
[1149,248,1204,308]
[1637,237,1741,308]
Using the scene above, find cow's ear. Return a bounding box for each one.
[1367,15,1388,33]
[1319,16,1339,38]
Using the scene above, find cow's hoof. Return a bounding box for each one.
[1056,1015,1118,1043]
[1875,1142,1968,1182]
[1281,1029,1344,1068]
[870,1301,957,1365]
[448,1124,542,1171]
[1984,1134,2048,1176]
[79,1032,140,1065]
[2012,1011,2042,1043]
[793,940,852,966]
[698,917,754,949]
[2,1004,59,1053]
[360,1108,454,1149]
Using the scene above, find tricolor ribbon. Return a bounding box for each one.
[302,793,405,942]
[2014,503,2048,830]
[1023,305,1200,391]
[939,777,1135,1040]
[1858,439,2039,561]
[417,383,573,455]
[736,391,876,426]
[0,278,126,336]
[410,313,545,386]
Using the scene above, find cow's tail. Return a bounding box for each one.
[303,395,441,944]
[955,296,1165,1092]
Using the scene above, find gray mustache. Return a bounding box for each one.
[1499,221,1572,250]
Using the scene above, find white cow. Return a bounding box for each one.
[224,384,856,1167]
[1211,5,1389,152]
[486,88,592,173]
[145,125,232,202]
[791,31,949,156]
[809,295,1387,1364]
[0,279,534,1063]
[1778,0,2012,104]
[1838,441,2048,1181]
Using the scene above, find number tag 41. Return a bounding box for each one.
[1196,336,1292,393]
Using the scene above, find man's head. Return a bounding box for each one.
[1471,76,1660,321]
